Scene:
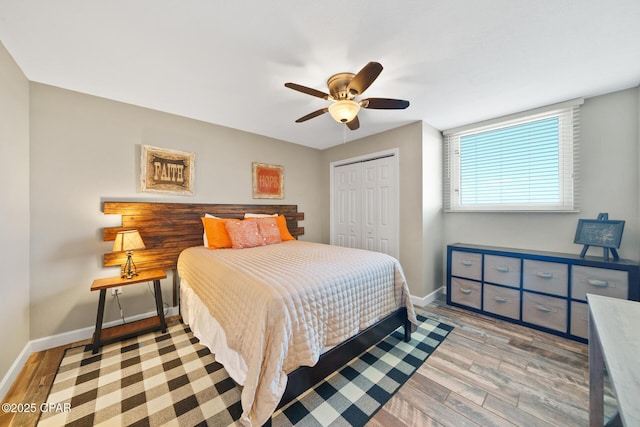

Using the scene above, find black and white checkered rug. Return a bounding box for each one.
[38,315,452,426]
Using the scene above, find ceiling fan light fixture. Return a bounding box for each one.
[328,100,360,123]
[285,61,409,130]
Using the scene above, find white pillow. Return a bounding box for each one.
[203,213,221,247]
[244,213,278,218]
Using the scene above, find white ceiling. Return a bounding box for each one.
[1,1,639,150]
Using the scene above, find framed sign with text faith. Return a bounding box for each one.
[140,145,195,195]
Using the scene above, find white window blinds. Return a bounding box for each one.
[444,99,581,212]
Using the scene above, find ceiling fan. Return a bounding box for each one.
[284,61,409,131]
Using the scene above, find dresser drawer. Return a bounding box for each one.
[484,255,520,287]
[451,251,482,281]
[450,278,481,310]
[523,260,568,297]
[570,301,588,339]
[522,292,567,332]
[571,266,628,301]
[483,284,520,320]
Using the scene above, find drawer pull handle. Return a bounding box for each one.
[494,297,509,303]
[536,272,553,279]
[461,260,474,267]
[495,265,510,272]
[536,304,553,313]
[587,279,609,288]
[459,287,472,295]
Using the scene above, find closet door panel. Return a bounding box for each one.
[334,163,361,249]
[363,162,378,251]
[372,157,396,257]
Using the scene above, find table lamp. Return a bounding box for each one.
[112,230,146,279]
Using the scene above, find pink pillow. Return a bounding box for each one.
[256,217,282,245]
[224,220,266,249]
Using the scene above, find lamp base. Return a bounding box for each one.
[121,252,139,279]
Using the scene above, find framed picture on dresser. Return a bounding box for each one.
[574,214,624,260]
[574,219,625,249]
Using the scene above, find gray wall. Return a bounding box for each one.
[422,123,445,297]
[0,43,30,381]
[29,83,323,339]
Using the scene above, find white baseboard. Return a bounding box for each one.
[410,286,444,308]
[0,343,32,403]
[0,307,179,401]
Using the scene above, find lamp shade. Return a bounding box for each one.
[328,100,360,123]
[112,230,146,252]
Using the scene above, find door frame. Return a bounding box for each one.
[329,148,400,259]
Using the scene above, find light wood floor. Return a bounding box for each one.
[371,297,618,427]
[1,298,617,427]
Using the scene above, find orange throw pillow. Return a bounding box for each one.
[276,215,295,241]
[201,217,233,249]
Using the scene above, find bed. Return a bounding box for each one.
[102,201,417,426]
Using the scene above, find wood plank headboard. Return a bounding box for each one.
[102,201,304,272]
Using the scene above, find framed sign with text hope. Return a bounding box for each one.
[252,162,284,199]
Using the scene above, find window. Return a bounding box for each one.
[444,99,581,212]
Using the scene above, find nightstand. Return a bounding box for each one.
[90,268,167,353]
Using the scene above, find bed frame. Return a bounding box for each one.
[102,201,411,420]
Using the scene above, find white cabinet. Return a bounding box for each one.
[447,243,640,342]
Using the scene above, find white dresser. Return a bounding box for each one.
[447,243,640,342]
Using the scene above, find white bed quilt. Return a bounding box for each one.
[177,240,417,426]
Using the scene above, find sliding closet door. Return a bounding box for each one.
[334,162,362,249]
[362,156,396,256]
[332,153,398,258]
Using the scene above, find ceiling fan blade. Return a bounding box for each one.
[285,82,330,100]
[346,115,360,130]
[348,62,383,96]
[361,98,410,109]
[295,108,328,123]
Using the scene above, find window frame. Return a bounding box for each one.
[444,99,582,213]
